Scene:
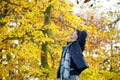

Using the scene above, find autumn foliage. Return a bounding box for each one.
[0,0,120,80]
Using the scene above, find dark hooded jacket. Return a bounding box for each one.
[57,30,89,78]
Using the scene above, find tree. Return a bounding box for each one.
[0,0,84,79]
[41,0,52,68]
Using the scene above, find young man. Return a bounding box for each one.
[57,29,88,80]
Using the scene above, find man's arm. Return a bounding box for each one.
[77,30,87,52]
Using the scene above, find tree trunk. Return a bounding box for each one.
[41,1,52,68]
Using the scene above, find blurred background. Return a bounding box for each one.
[0,0,120,80]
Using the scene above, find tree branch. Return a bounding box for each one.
[2,0,45,13]
[108,18,120,25]
[52,16,77,30]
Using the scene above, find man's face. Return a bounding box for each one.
[70,30,78,41]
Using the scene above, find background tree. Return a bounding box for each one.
[0,0,83,79]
